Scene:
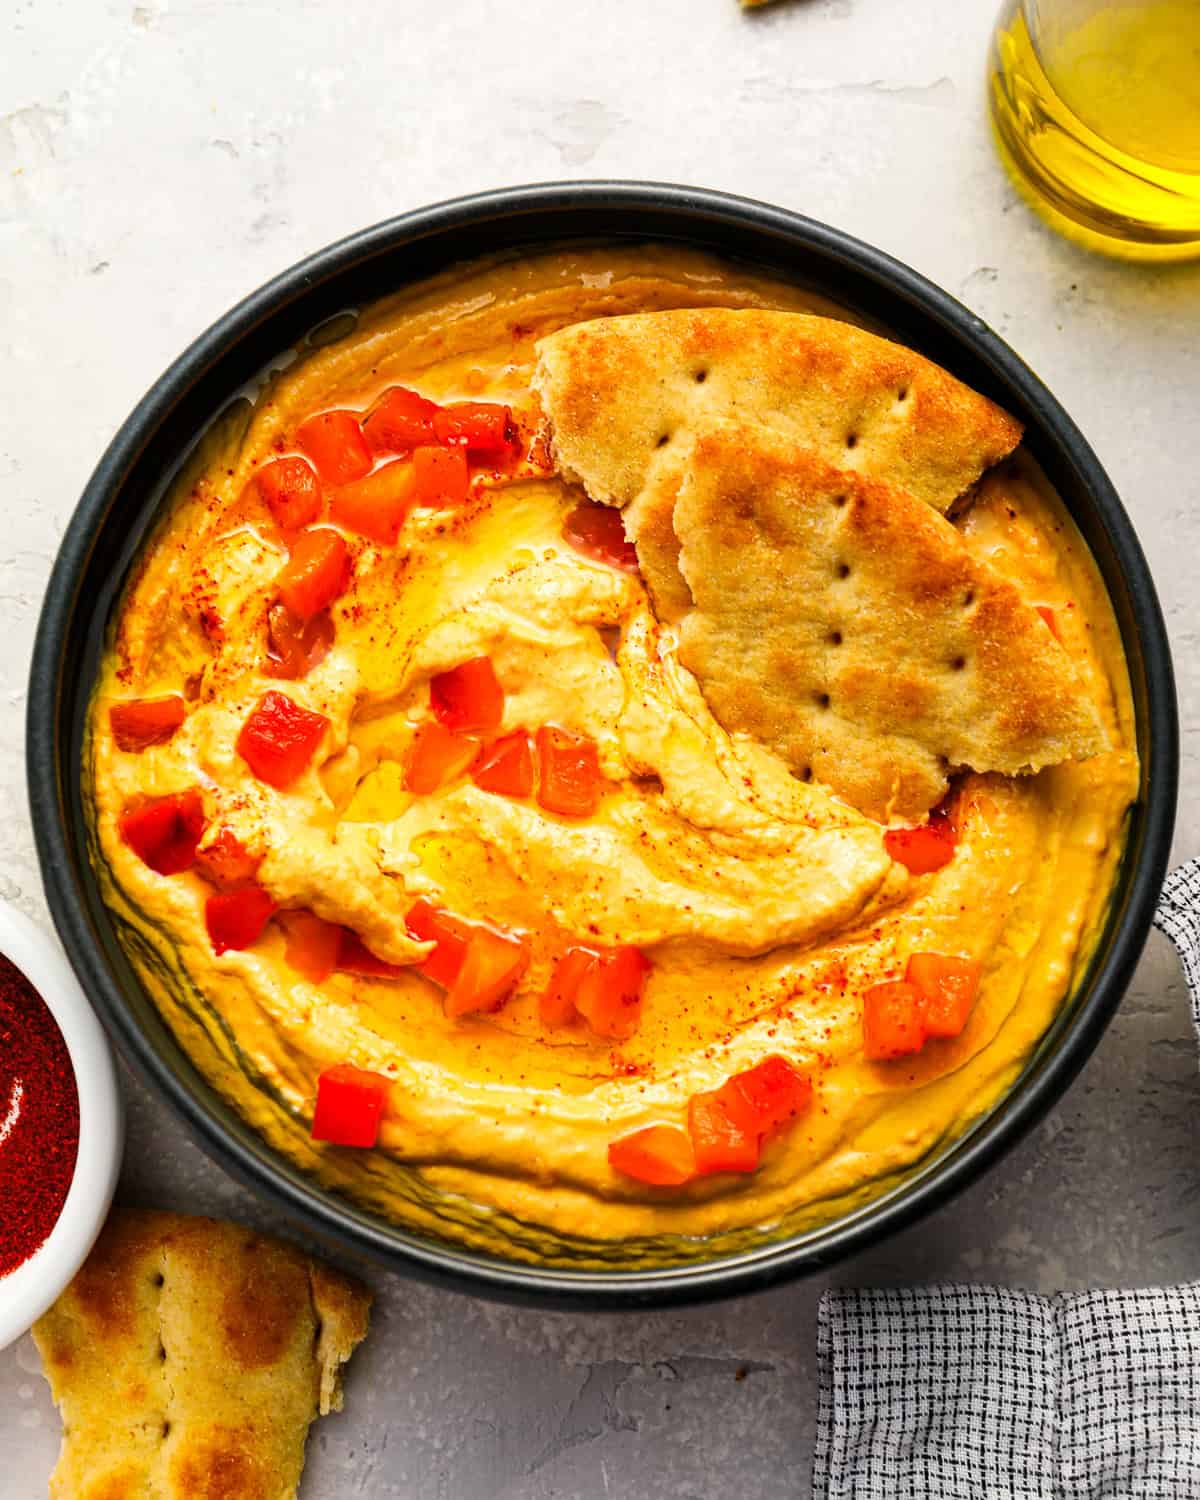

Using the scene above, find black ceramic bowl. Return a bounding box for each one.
[28,182,1178,1308]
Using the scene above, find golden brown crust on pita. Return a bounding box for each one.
[669,424,1108,819]
[535,308,1021,513]
[535,309,1103,818]
[32,1210,371,1500]
[536,309,1022,626]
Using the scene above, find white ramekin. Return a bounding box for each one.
[0,899,123,1349]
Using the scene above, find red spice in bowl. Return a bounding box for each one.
[0,952,80,1277]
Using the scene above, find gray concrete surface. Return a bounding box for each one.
[2,0,1199,1495]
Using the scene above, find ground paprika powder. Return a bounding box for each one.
[0,952,79,1277]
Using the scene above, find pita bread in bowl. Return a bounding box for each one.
[535,309,1105,820]
[535,307,1023,627]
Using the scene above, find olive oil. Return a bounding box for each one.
[989,1,1200,259]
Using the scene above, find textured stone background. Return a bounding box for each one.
[2,0,1199,1494]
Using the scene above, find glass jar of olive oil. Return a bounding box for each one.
[989,1,1200,259]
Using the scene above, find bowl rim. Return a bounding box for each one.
[26,180,1178,1308]
[0,899,123,1348]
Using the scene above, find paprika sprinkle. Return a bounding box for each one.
[0,953,79,1277]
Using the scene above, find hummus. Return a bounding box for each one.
[88,246,1138,1266]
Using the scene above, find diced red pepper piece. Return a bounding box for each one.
[329,460,416,545]
[363,386,439,454]
[205,885,277,955]
[118,789,206,875]
[1036,604,1061,641]
[311,1063,392,1148]
[194,827,263,890]
[862,980,926,1061]
[409,445,469,509]
[295,410,372,486]
[714,1055,813,1139]
[884,817,956,875]
[405,899,473,988]
[430,657,504,734]
[432,401,516,453]
[404,721,481,795]
[276,528,351,620]
[562,502,639,573]
[254,456,322,529]
[237,690,329,789]
[572,946,650,1041]
[688,1092,760,1175]
[536,725,603,818]
[608,1124,696,1186]
[335,930,405,979]
[277,910,343,984]
[266,603,335,681]
[471,731,534,798]
[905,953,982,1039]
[110,695,187,752]
[444,926,530,1018]
[539,945,599,1028]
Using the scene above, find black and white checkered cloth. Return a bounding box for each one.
[1153,858,1200,1035]
[815,858,1200,1499]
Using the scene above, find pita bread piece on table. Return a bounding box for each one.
[664,423,1107,821]
[535,308,1022,621]
[32,1209,371,1500]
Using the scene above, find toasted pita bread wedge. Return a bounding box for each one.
[32,1209,371,1500]
[654,423,1106,820]
[535,308,1022,620]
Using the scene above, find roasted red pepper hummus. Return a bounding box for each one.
[87,247,1137,1265]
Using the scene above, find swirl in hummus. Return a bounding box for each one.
[87,247,1138,1266]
